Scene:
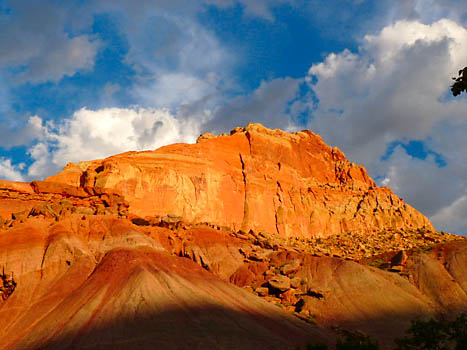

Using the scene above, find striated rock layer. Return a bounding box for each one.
[0,216,332,350]
[0,124,465,350]
[48,123,433,237]
[0,202,464,349]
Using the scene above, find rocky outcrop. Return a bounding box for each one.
[47,123,433,238]
[0,179,129,227]
[0,123,465,350]
[0,201,464,349]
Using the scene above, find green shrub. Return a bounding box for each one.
[395,313,467,350]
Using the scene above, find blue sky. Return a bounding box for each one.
[1,0,467,235]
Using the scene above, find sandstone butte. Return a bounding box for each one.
[47,123,433,238]
[0,123,465,350]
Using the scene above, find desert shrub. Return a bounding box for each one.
[449,313,467,350]
[395,313,467,350]
[299,333,378,350]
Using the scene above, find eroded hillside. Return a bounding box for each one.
[0,124,465,350]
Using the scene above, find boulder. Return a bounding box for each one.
[255,287,269,297]
[280,259,301,275]
[281,289,298,305]
[72,206,95,215]
[268,275,291,292]
[161,214,183,227]
[196,132,216,143]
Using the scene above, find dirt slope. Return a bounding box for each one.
[0,216,331,350]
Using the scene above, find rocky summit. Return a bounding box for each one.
[48,123,432,238]
[0,124,466,350]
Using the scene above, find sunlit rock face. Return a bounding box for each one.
[0,123,465,350]
[47,123,433,238]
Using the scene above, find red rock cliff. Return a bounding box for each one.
[47,123,434,237]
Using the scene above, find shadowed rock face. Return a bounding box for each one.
[47,123,433,238]
[0,124,465,350]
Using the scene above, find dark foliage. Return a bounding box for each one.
[451,67,467,96]
[300,333,379,350]
[336,333,379,350]
[395,313,467,350]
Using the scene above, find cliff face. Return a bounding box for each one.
[0,123,465,350]
[47,123,433,237]
[0,182,464,350]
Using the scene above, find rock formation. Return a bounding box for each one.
[47,123,433,238]
[0,123,465,350]
[0,216,335,350]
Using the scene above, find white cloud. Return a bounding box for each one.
[385,0,467,25]
[0,0,100,84]
[17,35,100,84]
[307,19,467,235]
[22,76,304,180]
[376,146,464,219]
[134,73,219,110]
[0,158,25,182]
[432,195,467,234]
[104,9,234,117]
[203,77,303,133]
[26,108,201,179]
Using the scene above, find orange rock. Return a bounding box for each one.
[230,265,256,287]
[281,289,299,305]
[31,180,89,198]
[0,123,465,350]
[47,124,434,238]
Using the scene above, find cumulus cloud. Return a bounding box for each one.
[26,108,201,179]
[384,0,467,25]
[92,0,299,120]
[379,133,467,235]
[203,77,303,133]
[0,0,100,83]
[307,19,467,234]
[92,4,235,118]
[308,19,467,163]
[134,72,221,111]
[0,114,44,149]
[431,196,467,234]
[377,146,464,218]
[19,76,304,180]
[0,159,25,182]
